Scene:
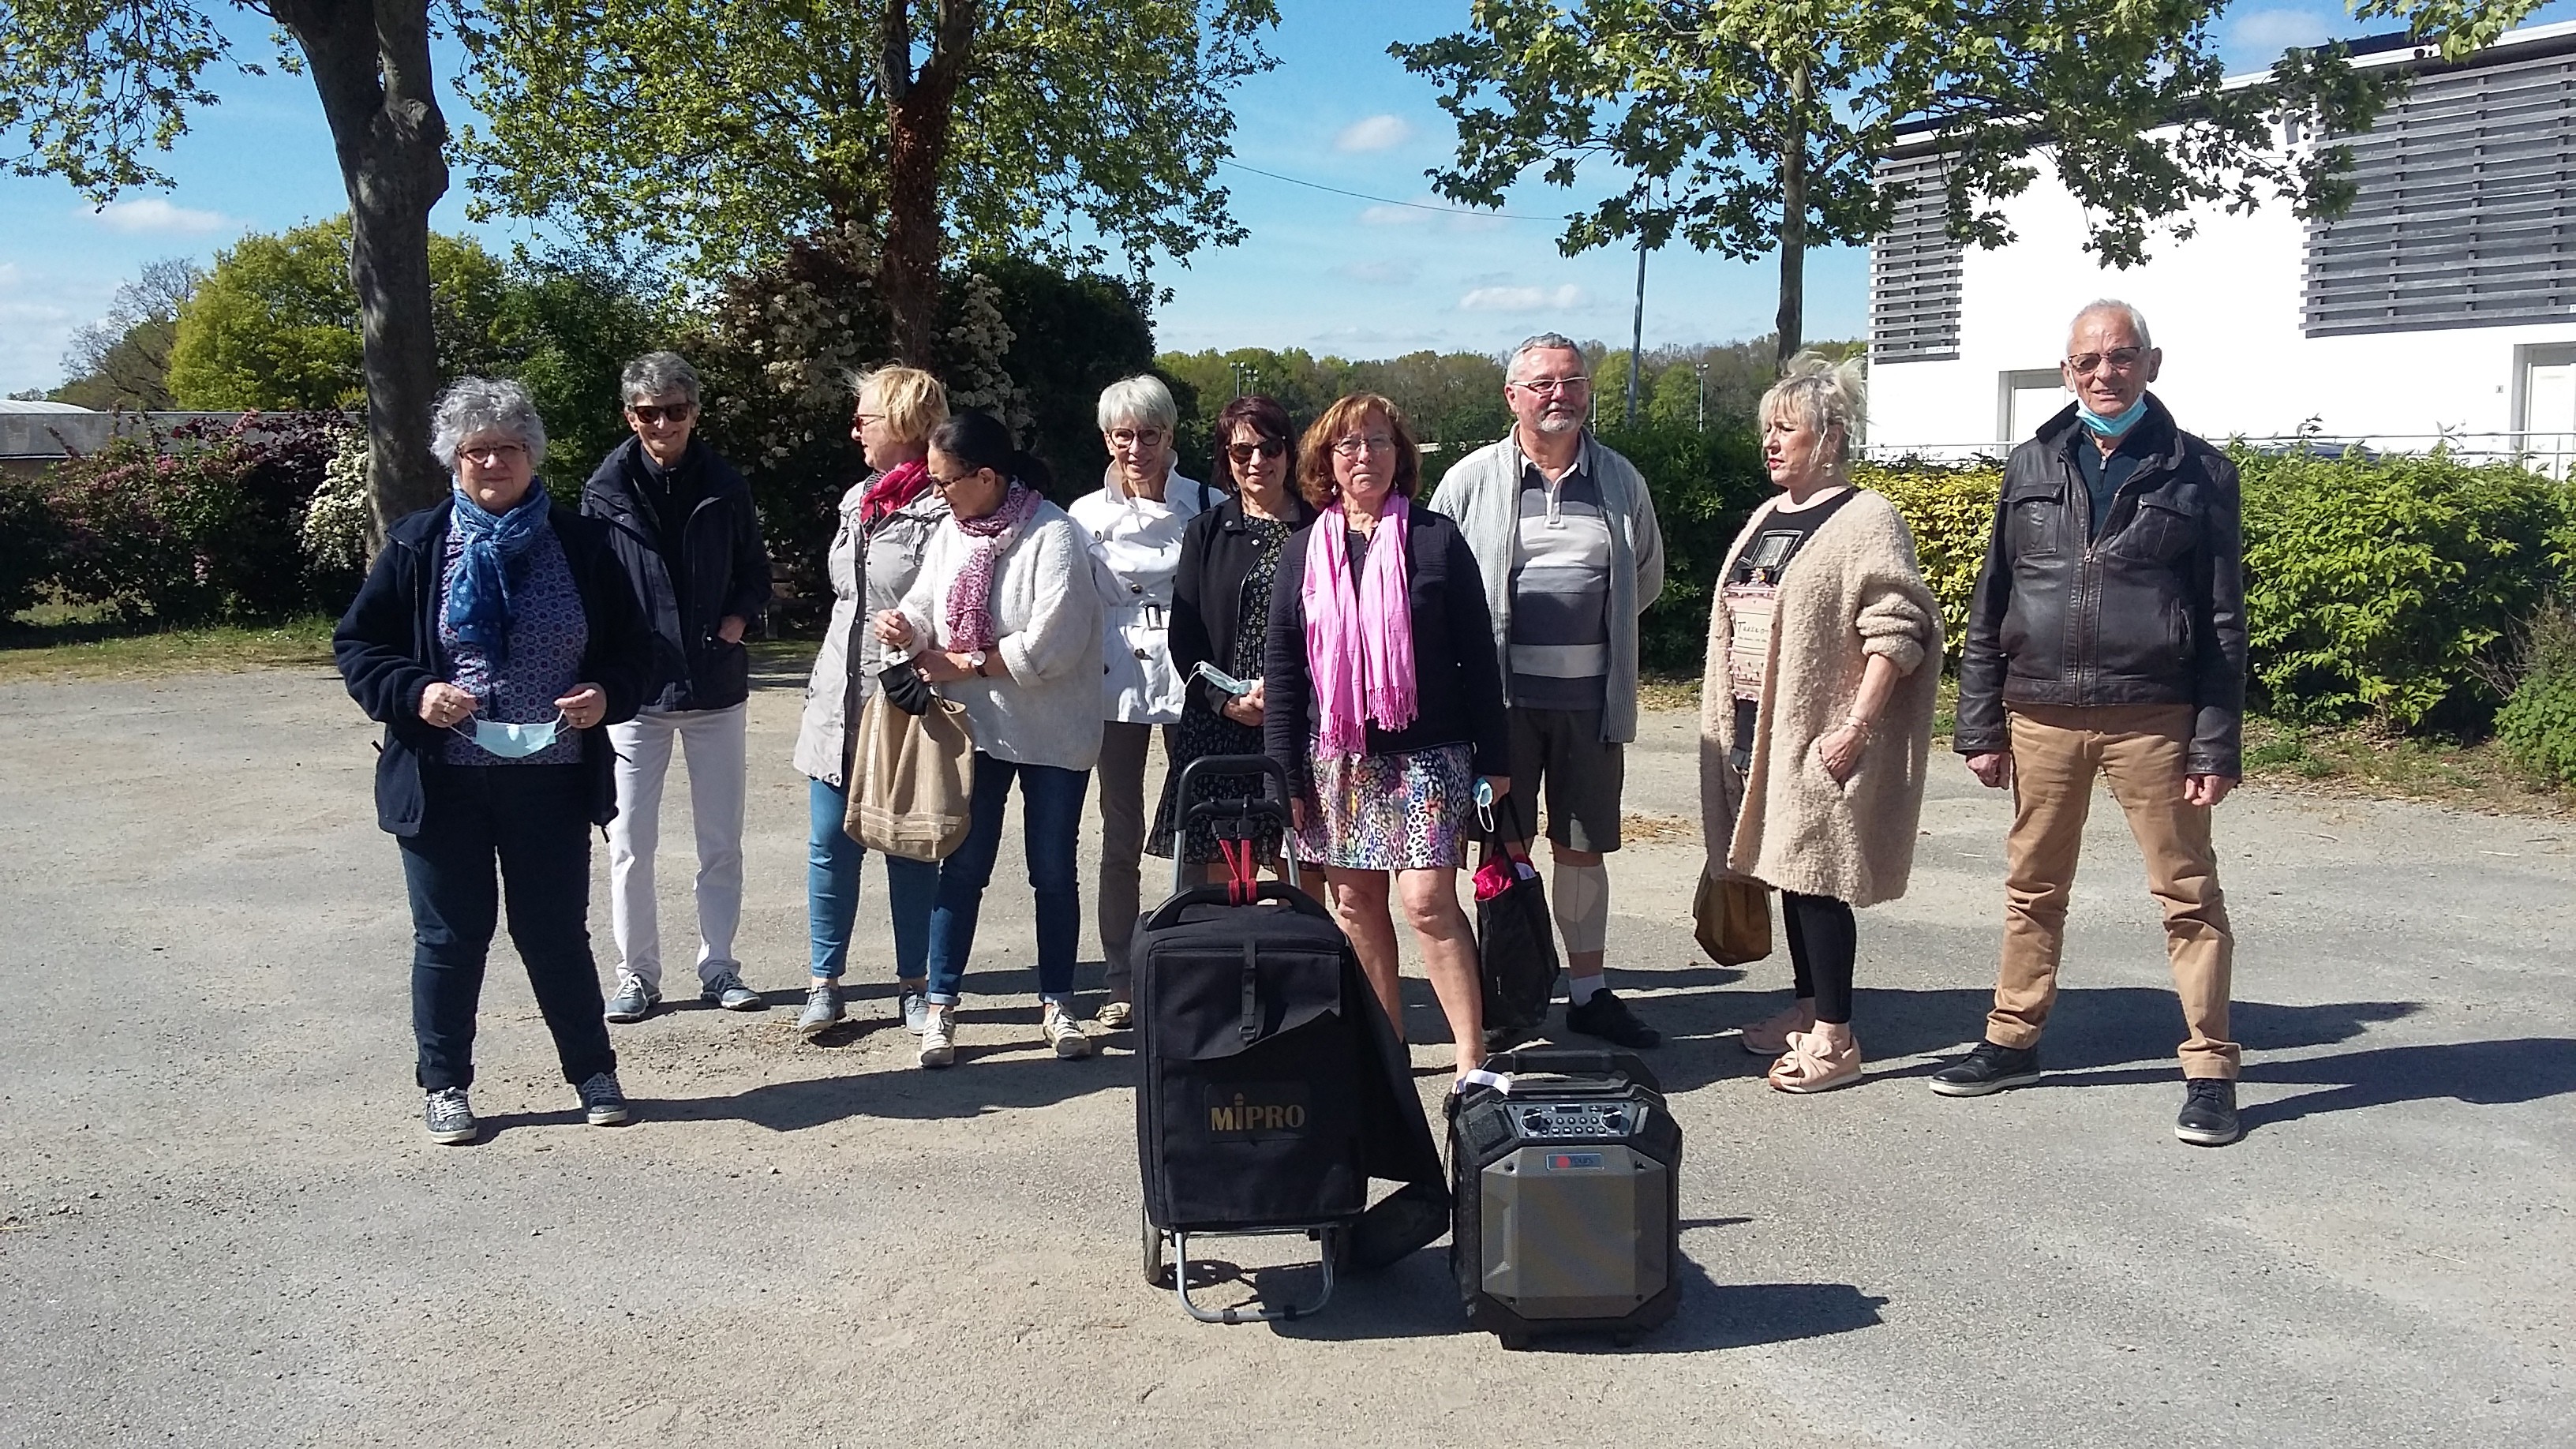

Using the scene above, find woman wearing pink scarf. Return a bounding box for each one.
[1264,394,1511,1081]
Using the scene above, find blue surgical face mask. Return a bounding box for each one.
[453,712,564,758]
[2078,394,2149,439]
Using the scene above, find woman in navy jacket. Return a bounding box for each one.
[334,378,651,1147]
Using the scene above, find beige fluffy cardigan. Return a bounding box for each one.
[1698,489,1942,908]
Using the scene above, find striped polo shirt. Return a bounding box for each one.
[1507,445,1612,711]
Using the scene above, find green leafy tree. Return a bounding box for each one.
[1395,0,2462,368]
[166,217,511,412]
[459,0,1278,365]
[52,258,203,410]
[2,0,459,543]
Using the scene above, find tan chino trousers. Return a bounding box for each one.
[1990,703,2240,1078]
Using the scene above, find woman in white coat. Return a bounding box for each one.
[792,366,949,1038]
[1069,374,1211,1028]
[874,412,1105,1069]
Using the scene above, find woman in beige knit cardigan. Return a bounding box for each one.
[1699,354,1941,1093]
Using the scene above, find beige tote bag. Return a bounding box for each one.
[844,691,976,862]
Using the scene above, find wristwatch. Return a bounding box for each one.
[965,650,989,677]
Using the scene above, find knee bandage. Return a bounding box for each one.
[1551,862,1611,955]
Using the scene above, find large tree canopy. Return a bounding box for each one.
[1395,0,2529,366]
[459,0,1278,360]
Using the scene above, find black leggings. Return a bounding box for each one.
[1783,890,1858,1025]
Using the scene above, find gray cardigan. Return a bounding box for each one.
[1427,432,1666,743]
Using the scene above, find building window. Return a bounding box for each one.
[2303,47,2576,336]
[1998,369,2067,444]
[2519,343,2576,478]
[1870,150,1964,362]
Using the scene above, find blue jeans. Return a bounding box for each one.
[807,777,940,983]
[397,764,615,1093]
[927,752,1090,1005]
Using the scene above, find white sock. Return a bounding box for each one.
[1569,973,1605,1005]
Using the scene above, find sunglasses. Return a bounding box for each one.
[2065,348,2145,376]
[930,467,988,489]
[1226,438,1287,463]
[630,402,696,425]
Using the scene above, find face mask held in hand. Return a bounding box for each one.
[451,710,566,758]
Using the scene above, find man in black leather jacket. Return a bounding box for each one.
[583,351,775,1024]
[1933,301,2249,1147]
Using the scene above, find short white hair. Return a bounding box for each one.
[1095,374,1178,434]
[1758,352,1867,469]
[620,350,700,406]
[2070,299,2154,351]
[430,377,547,470]
[1507,331,1586,382]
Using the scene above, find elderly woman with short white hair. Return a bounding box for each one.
[1069,373,1211,1027]
[1699,353,1941,1094]
[335,377,653,1145]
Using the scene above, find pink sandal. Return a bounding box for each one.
[1739,1003,1815,1056]
[1767,1032,1864,1094]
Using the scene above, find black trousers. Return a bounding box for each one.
[1782,889,1858,1025]
[398,763,616,1092]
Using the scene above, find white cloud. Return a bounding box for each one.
[85,198,230,234]
[1334,114,1414,153]
[2226,6,2334,53]
[1358,197,1511,232]
[1337,258,1419,286]
[1358,203,1430,227]
[1459,283,1587,313]
[0,262,21,289]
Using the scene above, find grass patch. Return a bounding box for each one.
[0,614,339,683]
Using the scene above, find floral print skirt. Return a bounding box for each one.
[1293,741,1476,871]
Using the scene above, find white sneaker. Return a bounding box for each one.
[1043,1003,1093,1060]
[917,1005,957,1069]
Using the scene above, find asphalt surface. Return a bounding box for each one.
[1,664,2569,1447]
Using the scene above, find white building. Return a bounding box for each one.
[1866,20,2576,470]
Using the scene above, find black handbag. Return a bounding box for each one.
[876,659,935,717]
[1472,794,1561,1040]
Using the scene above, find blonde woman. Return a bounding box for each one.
[792,365,950,1037]
[1699,354,1941,1093]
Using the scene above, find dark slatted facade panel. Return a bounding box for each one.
[1872,152,1964,361]
[2303,52,2576,336]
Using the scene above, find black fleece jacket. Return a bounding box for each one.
[582,436,773,713]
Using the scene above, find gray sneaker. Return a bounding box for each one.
[604,975,660,1023]
[424,1088,478,1145]
[798,980,844,1038]
[899,985,930,1035]
[575,1070,630,1126]
[702,970,767,1011]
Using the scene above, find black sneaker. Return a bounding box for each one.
[2175,1079,2241,1146]
[1564,989,1661,1049]
[1929,1041,2042,1097]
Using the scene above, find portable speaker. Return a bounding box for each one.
[1449,1048,1683,1348]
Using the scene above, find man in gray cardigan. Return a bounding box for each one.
[1429,331,1666,1050]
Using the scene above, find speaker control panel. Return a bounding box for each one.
[1512,1100,1642,1140]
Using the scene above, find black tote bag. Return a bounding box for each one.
[1473,795,1561,1039]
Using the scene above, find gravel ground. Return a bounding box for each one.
[1,666,2569,1448]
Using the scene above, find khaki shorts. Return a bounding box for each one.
[1505,707,1624,852]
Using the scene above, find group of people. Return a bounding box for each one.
[335,295,2252,1153]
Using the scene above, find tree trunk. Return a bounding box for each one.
[273,0,451,551]
[881,0,980,365]
[1773,63,1810,376]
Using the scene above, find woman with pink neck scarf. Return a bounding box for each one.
[1264,394,1511,1081]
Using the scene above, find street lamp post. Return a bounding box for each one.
[1696,359,1706,432]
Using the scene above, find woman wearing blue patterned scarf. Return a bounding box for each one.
[334,378,653,1148]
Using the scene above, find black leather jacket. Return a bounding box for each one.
[1955,395,2247,777]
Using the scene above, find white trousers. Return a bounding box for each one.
[606,702,748,990]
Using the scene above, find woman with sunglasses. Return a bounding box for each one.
[1145,395,1316,910]
[1069,375,1211,1027]
[1264,393,1509,1083]
[874,412,1105,1069]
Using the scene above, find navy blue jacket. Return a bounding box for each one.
[333,498,653,836]
[582,436,773,713]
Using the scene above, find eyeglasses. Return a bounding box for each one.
[852,411,886,428]
[458,443,526,466]
[630,402,696,425]
[1511,376,1591,396]
[2065,348,2145,376]
[1330,435,1397,458]
[1106,428,1167,450]
[929,468,985,490]
[1226,438,1287,463]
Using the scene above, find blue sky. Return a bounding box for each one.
[2,0,2564,393]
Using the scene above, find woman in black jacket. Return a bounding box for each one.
[1264,393,1509,1083]
[1143,396,1314,893]
[334,378,652,1148]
